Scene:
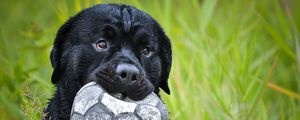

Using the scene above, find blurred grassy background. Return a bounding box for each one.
[1,0,300,119]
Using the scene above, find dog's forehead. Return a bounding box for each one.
[77,4,156,33]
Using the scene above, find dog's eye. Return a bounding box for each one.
[142,47,151,57]
[96,40,108,49]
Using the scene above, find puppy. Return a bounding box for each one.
[44,4,172,120]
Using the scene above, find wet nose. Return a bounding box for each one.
[116,64,140,82]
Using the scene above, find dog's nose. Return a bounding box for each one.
[116,64,140,81]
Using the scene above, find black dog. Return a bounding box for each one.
[44,4,172,120]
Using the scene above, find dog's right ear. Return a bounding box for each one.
[50,17,74,84]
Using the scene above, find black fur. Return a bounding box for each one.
[44,4,172,120]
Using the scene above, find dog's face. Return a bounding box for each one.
[50,4,171,100]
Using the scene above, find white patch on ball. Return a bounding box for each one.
[71,81,169,120]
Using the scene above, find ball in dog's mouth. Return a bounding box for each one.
[71,81,169,120]
[111,93,126,100]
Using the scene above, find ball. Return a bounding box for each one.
[70,81,169,120]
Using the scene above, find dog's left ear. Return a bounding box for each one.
[155,23,172,95]
[50,17,75,84]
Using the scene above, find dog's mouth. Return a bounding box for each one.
[89,65,155,101]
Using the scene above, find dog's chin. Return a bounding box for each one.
[89,70,155,101]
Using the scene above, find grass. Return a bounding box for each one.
[0,0,300,119]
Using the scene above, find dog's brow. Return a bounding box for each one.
[104,24,121,34]
[134,31,148,41]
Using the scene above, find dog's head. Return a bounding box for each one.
[50,4,172,100]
